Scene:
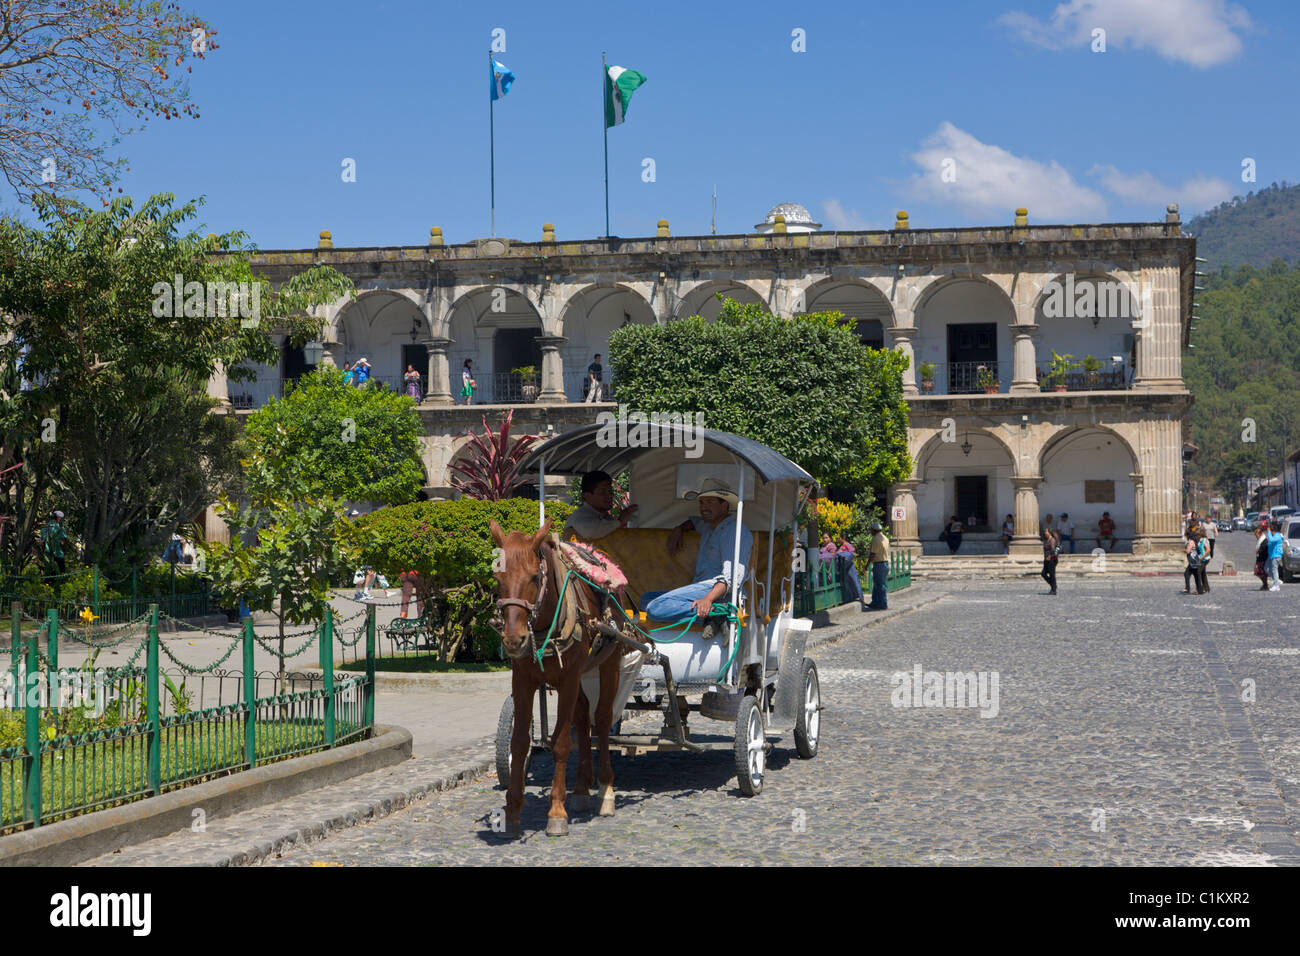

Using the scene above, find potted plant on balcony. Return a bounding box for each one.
[1080,354,1103,388]
[1047,350,1079,392]
[511,366,539,403]
[919,361,936,394]
[976,364,998,394]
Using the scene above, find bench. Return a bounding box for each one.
[381,613,433,650]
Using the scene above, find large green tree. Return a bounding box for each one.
[607,297,912,494]
[0,192,354,573]
[242,367,426,506]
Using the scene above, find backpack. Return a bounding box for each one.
[1188,541,1203,568]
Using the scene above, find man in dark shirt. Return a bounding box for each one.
[584,353,603,403]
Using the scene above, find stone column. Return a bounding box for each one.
[889,480,921,553]
[1010,476,1043,556]
[1010,324,1039,393]
[536,335,569,403]
[1133,266,1182,390]
[1129,472,1148,553]
[889,326,918,396]
[206,361,232,408]
[424,337,454,405]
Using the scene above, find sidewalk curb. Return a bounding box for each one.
[808,589,947,649]
[0,725,412,867]
[300,666,512,694]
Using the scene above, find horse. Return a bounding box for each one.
[489,518,625,838]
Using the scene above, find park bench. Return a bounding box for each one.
[381,612,434,651]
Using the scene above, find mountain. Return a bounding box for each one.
[1185,182,1300,269]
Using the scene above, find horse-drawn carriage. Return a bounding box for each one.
[489,423,822,837]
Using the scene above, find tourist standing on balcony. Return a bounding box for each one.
[1095,512,1116,551]
[944,515,963,553]
[1000,514,1014,554]
[341,361,356,385]
[1058,513,1075,554]
[584,353,604,403]
[403,364,422,400]
[353,357,371,386]
[1040,522,1059,595]
[461,359,476,405]
[865,522,891,611]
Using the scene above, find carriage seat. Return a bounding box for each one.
[566,526,793,624]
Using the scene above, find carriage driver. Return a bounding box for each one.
[562,470,638,541]
[642,477,753,641]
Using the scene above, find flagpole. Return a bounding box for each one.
[489,51,496,238]
[602,51,609,238]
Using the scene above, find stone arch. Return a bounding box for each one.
[912,275,1018,394]
[1036,425,1141,550]
[445,285,546,403]
[330,290,428,390]
[912,426,1018,548]
[800,277,895,347]
[673,279,764,320]
[1031,271,1143,385]
[913,426,1018,483]
[556,283,657,400]
[328,288,426,343]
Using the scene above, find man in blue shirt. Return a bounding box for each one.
[1266,521,1285,591]
[643,477,752,641]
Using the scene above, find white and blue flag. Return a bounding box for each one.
[490,59,515,101]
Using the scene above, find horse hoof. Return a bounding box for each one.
[546,816,570,837]
[504,820,522,840]
[566,793,591,814]
[598,787,616,817]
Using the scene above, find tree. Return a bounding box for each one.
[0,1,218,202]
[243,368,425,506]
[0,192,355,572]
[607,297,912,494]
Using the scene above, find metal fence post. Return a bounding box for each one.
[243,616,256,770]
[45,608,58,673]
[365,604,375,730]
[9,601,18,683]
[146,603,160,795]
[23,614,39,827]
[92,565,99,619]
[322,607,335,748]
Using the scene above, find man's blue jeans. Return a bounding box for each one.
[1061,534,1075,553]
[870,561,889,609]
[644,581,719,622]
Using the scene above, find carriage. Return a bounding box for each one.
[495,422,823,797]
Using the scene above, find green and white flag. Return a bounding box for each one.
[604,65,647,128]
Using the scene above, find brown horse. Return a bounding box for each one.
[489,519,624,838]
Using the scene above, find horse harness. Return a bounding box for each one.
[497,540,607,663]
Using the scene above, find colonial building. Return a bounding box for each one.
[221,203,1196,559]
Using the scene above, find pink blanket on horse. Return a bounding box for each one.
[557,539,628,592]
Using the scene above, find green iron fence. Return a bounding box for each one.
[0,601,376,835]
[793,549,913,616]
[0,565,216,625]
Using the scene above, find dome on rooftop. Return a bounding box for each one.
[755,202,821,233]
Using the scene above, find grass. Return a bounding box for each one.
[337,656,508,674]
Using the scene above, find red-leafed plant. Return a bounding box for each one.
[449,410,541,500]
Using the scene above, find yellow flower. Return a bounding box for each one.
[79,607,98,624]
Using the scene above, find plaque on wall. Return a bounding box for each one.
[1084,480,1115,503]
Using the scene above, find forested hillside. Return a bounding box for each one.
[1186,182,1300,269]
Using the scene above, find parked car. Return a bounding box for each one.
[1247,511,1260,524]
[1280,517,1300,584]
[1217,520,1232,532]
[1233,516,1249,531]
[1269,505,1295,524]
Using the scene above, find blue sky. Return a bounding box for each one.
[19,0,1300,247]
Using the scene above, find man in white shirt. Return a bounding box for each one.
[562,470,637,541]
[1058,513,1075,554]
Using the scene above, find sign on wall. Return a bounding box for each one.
[1084,480,1115,503]
[892,506,906,520]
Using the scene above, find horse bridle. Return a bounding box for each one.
[496,543,549,658]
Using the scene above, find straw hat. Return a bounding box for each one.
[684,477,738,507]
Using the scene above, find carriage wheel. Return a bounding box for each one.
[734,695,765,796]
[495,695,533,789]
[793,659,821,759]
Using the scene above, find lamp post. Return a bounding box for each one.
[304,341,324,366]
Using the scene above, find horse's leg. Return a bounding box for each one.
[568,683,593,814]
[546,659,582,837]
[504,669,536,840]
[594,651,620,816]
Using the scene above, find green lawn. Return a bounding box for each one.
[338,656,508,674]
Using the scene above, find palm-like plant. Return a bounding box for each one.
[449,410,541,500]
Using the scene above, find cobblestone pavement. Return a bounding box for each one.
[258,558,1300,866]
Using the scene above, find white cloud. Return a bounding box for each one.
[1089,164,1235,213]
[907,122,1108,221]
[821,199,871,230]
[999,0,1251,68]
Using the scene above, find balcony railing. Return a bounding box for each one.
[1039,359,1131,391]
[915,359,1132,396]
[919,361,1001,395]
[490,371,541,403]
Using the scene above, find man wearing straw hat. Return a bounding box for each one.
[642,477,752,642]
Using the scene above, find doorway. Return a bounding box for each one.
[492,328,542,402]
[282,340,309,393]
[946,323,997,393]
[954,476,989,528]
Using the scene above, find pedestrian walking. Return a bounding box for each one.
[1254,522,1271,590]
[1183,528,1206,595]
[1202,515,1217,562]
[865,522,891,610]
[1058,513,1076,553]
[399,570,423,619]
[1265,521,1285,591]
[1040,522,1059,594]
[944,515,963,553]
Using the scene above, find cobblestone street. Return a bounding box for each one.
[260,555,1300,866]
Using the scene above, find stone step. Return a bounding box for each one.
[908,553,1187,579]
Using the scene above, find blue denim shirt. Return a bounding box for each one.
[690,515,752,589]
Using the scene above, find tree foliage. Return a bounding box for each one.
[607,297,912,494]
[0,1,218,202]
[1185,182,1300,270]
[243,368,425,506]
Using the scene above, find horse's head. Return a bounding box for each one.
[489,518,552,660]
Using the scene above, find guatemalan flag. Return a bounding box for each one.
[490,59,515,101]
